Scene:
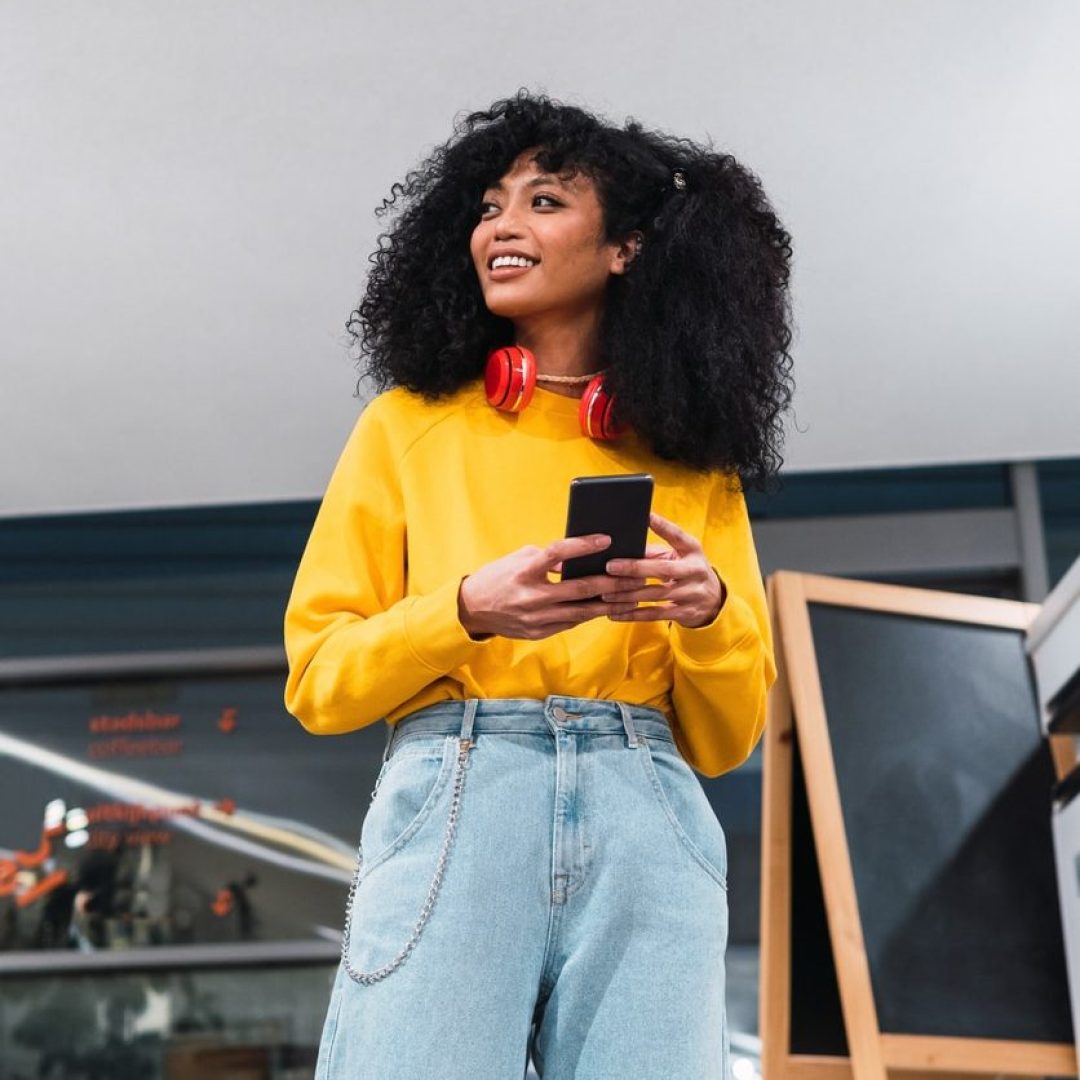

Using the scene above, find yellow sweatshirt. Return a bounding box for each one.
[283,379,777,778]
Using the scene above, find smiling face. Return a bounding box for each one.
[469,148,634,322]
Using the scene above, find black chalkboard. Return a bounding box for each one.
[789,726,847,1056]
[798,602,1072,1044]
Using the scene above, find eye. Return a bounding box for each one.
[479,194,562,217]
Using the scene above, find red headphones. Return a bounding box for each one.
[484,345,628,440]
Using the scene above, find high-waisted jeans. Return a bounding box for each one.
[315,695,730,1079]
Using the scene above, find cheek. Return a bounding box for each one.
[469,224,489,270]
[559,248,611,290]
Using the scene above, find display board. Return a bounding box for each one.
[761,572,1076,1080]
[0,658,385,969]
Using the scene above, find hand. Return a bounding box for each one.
[600,511,727,629]
[457,534,649,641]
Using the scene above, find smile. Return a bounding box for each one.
[490,255,537,269]
[489,261,537,280]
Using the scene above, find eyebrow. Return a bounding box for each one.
[486,174,573,193]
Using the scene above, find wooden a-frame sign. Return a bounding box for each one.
[760,570,1077,1080]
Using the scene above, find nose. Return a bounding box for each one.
[493,200,526,239]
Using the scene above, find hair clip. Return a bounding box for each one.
[672,169,687,191]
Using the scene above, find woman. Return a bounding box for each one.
[284,89,793,1079]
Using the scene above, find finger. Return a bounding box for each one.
[644,543,675,559]
[597,576,650,595]
[607,603,680,623]
[599,583,674,603]
[648,511,701,555]
[546,573,647,603]
[551,604,640,633]
[605,555,692,580]
[540,534,611,570]
[536,599,639,626]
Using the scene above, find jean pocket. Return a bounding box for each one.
[341,733,470,986]
[358,733,456,875]
[638,738,728,890]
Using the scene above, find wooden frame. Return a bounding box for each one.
[760,571,1077,1080]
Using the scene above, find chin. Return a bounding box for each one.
[482,294,542,320]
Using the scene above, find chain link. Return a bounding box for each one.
[340,736,474,985]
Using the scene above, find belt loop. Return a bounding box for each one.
[380,718,396,765]
[617,701,641,749]
[459,698,479,745]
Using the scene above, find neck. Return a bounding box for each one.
[512,311,604,395]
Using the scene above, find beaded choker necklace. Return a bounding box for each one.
[534,368,608,385]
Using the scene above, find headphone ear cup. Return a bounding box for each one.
[485,346,536,413]
[579,376,628,440]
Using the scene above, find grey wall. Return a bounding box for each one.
[3,0,1078,516]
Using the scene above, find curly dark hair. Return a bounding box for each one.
[348,88,795,490]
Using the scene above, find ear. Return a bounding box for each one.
[610,230,644,275]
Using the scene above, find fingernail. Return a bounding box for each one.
[594,535,610,547]
[606,561,622,572]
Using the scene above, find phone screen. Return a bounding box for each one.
[560,473,654,580]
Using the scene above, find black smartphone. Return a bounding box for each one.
[560,473,654,580]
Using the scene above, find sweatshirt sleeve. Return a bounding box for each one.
[283,398,491,735]
[666,475,777,777]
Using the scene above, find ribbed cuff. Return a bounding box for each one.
[402,576,493,673]
[671,587,759,665]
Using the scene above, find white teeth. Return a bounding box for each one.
[491,255,536,269]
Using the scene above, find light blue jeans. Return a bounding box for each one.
[315,695,730,1079]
